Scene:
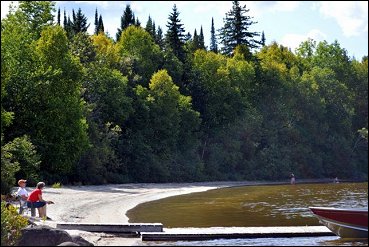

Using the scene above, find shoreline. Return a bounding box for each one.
[23,179,362,245]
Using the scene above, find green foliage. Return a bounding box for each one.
[1,140,20,194]
[69,32,96,64]
[116,4,136,41]
[1,2,367,184]
[121,70,202,182]
[71,8,90,34]
[51,182,62,188]
[165,4,186,62]
[219,1,261,55]
[5,135,41,186]
[18,1,55,38]
[1,202,29,246]
[1,135,40,194]
[118,25,162,85]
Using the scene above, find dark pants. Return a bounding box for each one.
[26,201,45,217]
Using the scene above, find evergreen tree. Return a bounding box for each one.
[72,8,90,34]
[199,26,205,50]
[145,15,155,37]
[210,17,218,53]
[97,15,104,34]
[63,10,73,39]
[116,4,135,41]
[193,29,200,49]
[261,31,266,46]
[135,17,141,27]
[57,8,60,25]
[63,9,67,27]
[184,31,192,42]
[94,8,98,35]
[165,4,186,61]
[219,1,261,55]
[156,26,164,49]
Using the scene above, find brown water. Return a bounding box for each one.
[127,182,368,228]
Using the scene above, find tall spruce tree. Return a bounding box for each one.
[94,8,98,35]
[156,26,164,49]
[63,10,73,39]
[116,5,135,41]
[199,26,205,50]
[261,31,266,46]
[145,15,155,37]
[210,17,218,53]
[135,17,141,26]
[165,4,186,62]
[72,8,90,34]
[57,8,60,25]
[97,15,104,34]
[63,9,67,27]
[218,1,261,55]
[193,29,199,48]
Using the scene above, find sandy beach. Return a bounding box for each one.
[21,179,331,245]
[21,181,270,245]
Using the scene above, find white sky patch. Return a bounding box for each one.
[1,1,19,19]
[274,1,300,12]
[245,1,300,18]
[72,1,129,9]
[317,1,368,37]
[280,29,327,53]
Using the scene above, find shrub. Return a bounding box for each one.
[1,201,28,246]
[51,182,62,188]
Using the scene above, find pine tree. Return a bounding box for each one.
[193,29,200,49]
[116,5,136,41]
[98,15,104,34]
[94,8,98,35]
[261,31,266,46]
[63,9,67,27]
[199,26,205,50]
[165,4,186,61]
[218,1,261,55]
[145,15,153,35]
[63,10,73,39]
[135,17,141,26]
[72,8,90,34]
[210,17,218,53]
[57,8,60,25]
[156,26,164,49]
[184,31,192,42]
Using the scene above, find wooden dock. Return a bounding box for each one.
[55,223,335,241]
[141,226,336,241]
[56,222,163,233]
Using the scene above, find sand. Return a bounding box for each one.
[20,181,279,245]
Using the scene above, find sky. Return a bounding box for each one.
[1,1,368,60]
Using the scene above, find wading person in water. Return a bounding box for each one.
[290,173,296,185]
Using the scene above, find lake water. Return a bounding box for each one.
[127,182,368,246]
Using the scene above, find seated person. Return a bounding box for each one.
[27,181,54,219]
[16,179,28,214]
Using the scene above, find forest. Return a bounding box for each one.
[1,1,368,193]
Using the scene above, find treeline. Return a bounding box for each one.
[1,1,367,193]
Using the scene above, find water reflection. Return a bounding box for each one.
[129,182,368,246]
[127,182,368,228]
[139,237,368,246]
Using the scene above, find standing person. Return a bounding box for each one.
[290,173,296,185]
[27,182,54,219]
[334,177,339,183]
[16,179,28,214]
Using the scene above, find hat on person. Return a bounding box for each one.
[18,179,27,186]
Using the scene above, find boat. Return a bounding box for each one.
[309,206,368,238]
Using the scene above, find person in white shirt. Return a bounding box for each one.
[16,179,28,214]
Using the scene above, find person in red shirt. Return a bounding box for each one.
[27,181,54,219]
